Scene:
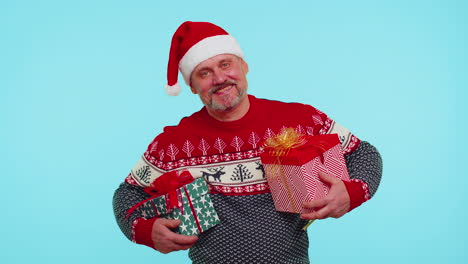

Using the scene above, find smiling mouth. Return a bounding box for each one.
[212,84,235,95]
[215,85,233,94]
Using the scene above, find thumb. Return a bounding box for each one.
[318,171,337,185]
[159,218,181,229]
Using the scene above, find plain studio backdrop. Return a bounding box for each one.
[1,0,466,263]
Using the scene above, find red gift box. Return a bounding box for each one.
[260,130,350,214]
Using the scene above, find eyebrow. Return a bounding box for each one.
[195,57,236,74]
[219,58,233,64]
[196,67,211,73]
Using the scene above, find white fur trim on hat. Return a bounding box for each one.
[165,82,182,96]
[179,35,244,85]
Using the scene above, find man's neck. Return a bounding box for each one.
[206,96,250,122]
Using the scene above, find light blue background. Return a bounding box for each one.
[2,0,467,263]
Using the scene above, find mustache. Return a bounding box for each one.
[209,80,238,94]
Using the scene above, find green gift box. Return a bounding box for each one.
[137,177,219,235]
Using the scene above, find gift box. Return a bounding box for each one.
[260,129,350,214]
[127,172,219,236]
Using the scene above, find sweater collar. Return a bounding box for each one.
[199,94,258,130]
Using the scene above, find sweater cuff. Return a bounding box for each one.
[132,218,157,249]
[343,179,371,212]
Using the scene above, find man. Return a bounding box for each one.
[113,21,382,263]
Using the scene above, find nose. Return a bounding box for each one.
[212,68,227,84]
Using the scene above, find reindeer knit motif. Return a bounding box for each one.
[113,95,380,263]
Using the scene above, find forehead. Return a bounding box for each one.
[193,54,238,71]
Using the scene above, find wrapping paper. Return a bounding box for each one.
[261,130,350,214]
[129,177,219,235]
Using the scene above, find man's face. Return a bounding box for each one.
[190,54,249,112]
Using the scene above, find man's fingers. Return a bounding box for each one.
[177,244,195,251]
[312,206,331,220]
[318,171,337,185]
[160,235,198,253]
[158,218,181,229]
[301,206,331,220]
[300,172,350,220]
[302,198,329,220]
[166,239,197,253]
[303,198,327,209]
[155,218,198,245]
[171,233,199,245]
[152,218,198,253]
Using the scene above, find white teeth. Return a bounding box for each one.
[216,85,231,93]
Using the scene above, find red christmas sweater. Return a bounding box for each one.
[125,95,370,250]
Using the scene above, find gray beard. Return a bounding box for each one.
[206,86,247,111]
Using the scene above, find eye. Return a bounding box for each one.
[221,62,230,68]
[199,70,210,78]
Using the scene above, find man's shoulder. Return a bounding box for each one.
[160,108,205,135]
[251,95,316,112]
[142,111,202,159]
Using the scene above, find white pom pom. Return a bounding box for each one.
[165,82,181,96]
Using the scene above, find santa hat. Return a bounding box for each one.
[165,21,244,96]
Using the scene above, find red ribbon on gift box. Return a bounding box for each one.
[145,170,194,212]
[126,170,194,219]
[263,130,341,166]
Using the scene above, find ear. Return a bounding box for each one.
[189,82,198,94]
[241,59,249,74]
[189,71,200,94]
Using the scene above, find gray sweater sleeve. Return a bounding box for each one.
[112,182,151,241]
[344,141,383,197]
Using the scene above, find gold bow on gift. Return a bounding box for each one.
[264,128,307,156]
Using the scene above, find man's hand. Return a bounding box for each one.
[151,218,198,254]
[300,172,350,220]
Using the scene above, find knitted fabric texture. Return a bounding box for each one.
[112,95,382,263]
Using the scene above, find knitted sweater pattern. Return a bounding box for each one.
[117,95,369,264]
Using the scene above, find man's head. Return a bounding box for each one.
[165,21,245,96]
[190,53,249,112]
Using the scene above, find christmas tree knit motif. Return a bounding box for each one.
[231,164,254,182]
[134,165,151,184]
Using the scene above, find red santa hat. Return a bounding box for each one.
[165,21,244,96]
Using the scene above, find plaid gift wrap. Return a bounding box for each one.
[261,129,350,214]
[127,176,219,236]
